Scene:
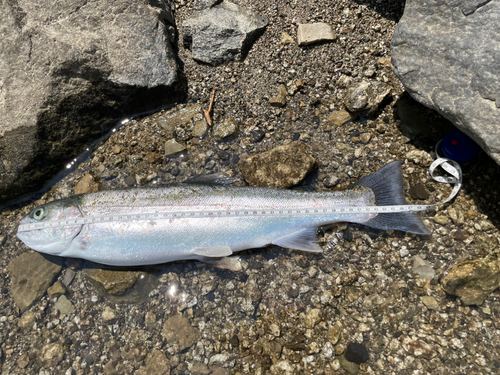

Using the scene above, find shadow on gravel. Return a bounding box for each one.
[394,93,500,230]
[352,0,406,22]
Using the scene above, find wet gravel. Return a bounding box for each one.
[2,0,500,374]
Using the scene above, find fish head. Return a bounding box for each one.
[17,197,83,255]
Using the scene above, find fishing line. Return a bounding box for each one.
[18,158,462,232]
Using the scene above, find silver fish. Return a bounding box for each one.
[17,161,430,269]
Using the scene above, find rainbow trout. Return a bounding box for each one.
[17,161,429,269]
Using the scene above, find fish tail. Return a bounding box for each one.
[355,161,431,235]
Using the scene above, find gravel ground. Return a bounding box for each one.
[1,0,500,374]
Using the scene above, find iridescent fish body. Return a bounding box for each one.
[17,161,429,268]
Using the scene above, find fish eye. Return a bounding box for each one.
[31,207,46,221]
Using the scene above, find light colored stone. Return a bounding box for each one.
[297,23,336,46]
[47,281,67,299]
[420,296,440,310]
[54,295,75,315]
[304,308,322,329]
[327,110,352,127]
[164,139,186,156]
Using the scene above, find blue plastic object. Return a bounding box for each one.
[440,131,478,163]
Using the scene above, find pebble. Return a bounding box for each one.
[102,306,117,322]
[420,296,440,310]
[297,23,337,46]
[54,295,75,315]
[74,173,99,194]
[304,308,322,329]
[39,342,64,367]
[359,133,372,144]
[344,343,369,364]
[338,354,360,375]
[7,252,63,311]
[409,183,430,200]
[213,117,239,140]
[18,311,36,329]
[165,139,186,156]
[146,152,160,163]
[47,281,67,299]
[413,255,435,280]
[327,110,352,127]
[82,268,144,295]
[238,141,316,188]
[125,175,136,186]
[162,315,202,352]
[113,145,121,154]
[400,335,437,359]
[269,84,288,107]
[344,80,391,117]
[441,257,500,305]
[281,32,295,45]
[135,350,171,375]
[433,215,449,225]
[406,149,433,167]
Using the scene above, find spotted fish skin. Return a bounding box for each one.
[17,161,429,267]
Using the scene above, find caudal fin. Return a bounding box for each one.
[355,161,431,235]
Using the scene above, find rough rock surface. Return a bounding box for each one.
[8,252,63,311]
[162,315,202,353]
[392,0,500,164]
[82,268,144,296]
[297,23,337,46]
[238,142,316,188]
[0,0,184,205]
[182,0,268,65]
[441,257,500,305]
[344,80,391,116]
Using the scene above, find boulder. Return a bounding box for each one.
[392,0,500,164]
[182,0,268,66]
[0,0,185,205]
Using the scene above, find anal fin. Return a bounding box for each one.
[199,256,242,271]
[194,246,233,257]
[273,228,323,253]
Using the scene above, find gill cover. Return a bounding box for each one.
[17,197,83,254]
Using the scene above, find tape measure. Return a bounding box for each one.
[18,158,462,232]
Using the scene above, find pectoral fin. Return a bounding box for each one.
[194,246,233,258]
[273,228,323,253]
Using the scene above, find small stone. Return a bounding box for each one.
[304,308,322,329]
[344,343,369,364]
[344,80,390,117]
[18,311,36,329]
[359,133,372,144]
[420,296,440,310]
[125,175,136,186]
[269,84,288,107]
[433,215,449,225]
[323,175,340,188]
[102,306,117,322]
[192,120,209,138]
[146,152,160,163]
[238,141,316,188]
[162,315,202,353]
[409,183,430,200]
[213,118,239,140]
[39,342,64,367]
[135,350,171,375]
[338,354,360,375]
[328,322,343,345]
[8,252,63,311]
[113,145,121,154]
[297,23,337,46]
[54,295,75,315]
[400,335,437,359]
[281,32,295,45]
[145,311,157,327]
[327,110,352,127]
[47,281,67,299]
[17,353,30,368]
[406,149,433,167]
[440,257,500,306]
[74,173,99,195]
[413,255,435,280]
[165,139,186,156]
[82,268,144,296]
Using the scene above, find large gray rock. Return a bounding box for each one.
[0,0,185,205]
[392,0,500,164]
[182,0,268,66]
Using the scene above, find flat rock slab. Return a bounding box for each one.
[0,0,184,205]
[392,0,500,165]
[8,252,63,311]
[183,0,268,65]
[297,23,337,46]
[82,268,144,296]
[238,141,316,188]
